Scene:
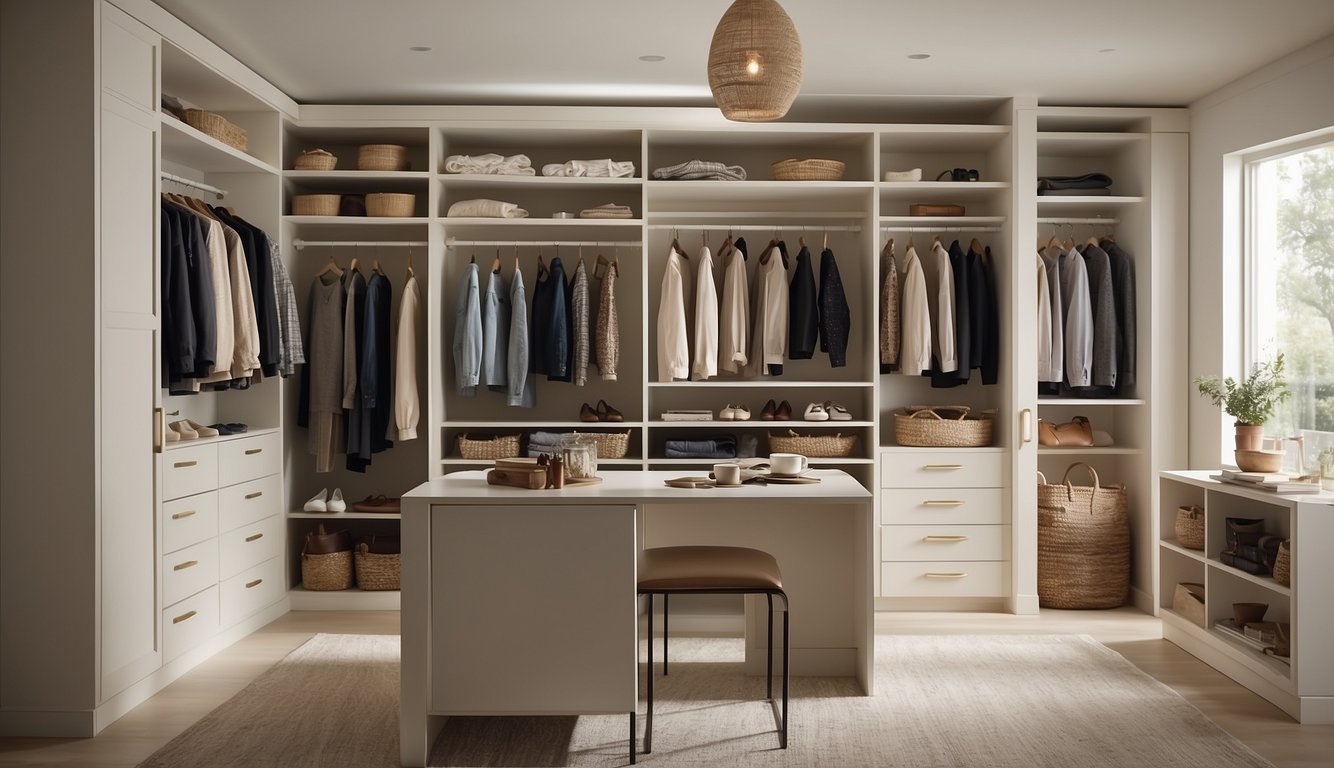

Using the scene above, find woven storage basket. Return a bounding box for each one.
[771,158,846,181]
[292,194,340,216]
[366,192,415,217]
[768,430,857,458]
[357,144,408,171]
[457,433,521,460]
[1273,539,1291,587]
[578,430,630,459]
[354,544,400,591]
[183,108,247,151]
[294,148,337,171]
[894,405,994,447]
[1036,463,1130,609]
[1174,504,1205,549]
[1172,582,1206,627]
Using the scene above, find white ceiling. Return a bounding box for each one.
[152,0,1334,111]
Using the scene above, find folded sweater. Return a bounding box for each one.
[446,199,530,218]
[542,159,636,178]
[444,153,535,176]
[651,160,747,181]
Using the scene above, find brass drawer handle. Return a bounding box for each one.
[923,500,964,507]
[923,535,969,542]
[245,448,262,455]
[171,510,196,520]
[924,572,968,579]
[245,491,263,500]
[173,559,198,571]
[172,610,197,624]
[245,533,264,543]
[173,460,197,469]
[246,578,264,589]
[922,464,964,471]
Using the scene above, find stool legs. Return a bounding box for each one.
[645,594,654,754]
[629,712,636,764]
[781,598,789,749]
[766,594,774,700]
[662,593,669,675]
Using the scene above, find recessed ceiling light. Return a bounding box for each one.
[638,55,666,62]
[1098,48,1116,54]
[907,53,931,60]
[409,45,432,52]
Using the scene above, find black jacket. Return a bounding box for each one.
[818,248,851,368]
[788,245,818,359]
[348,272,394,472]
[532,257,571,381]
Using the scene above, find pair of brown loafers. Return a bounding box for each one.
[579,399,624,423]
[758,399,793,421]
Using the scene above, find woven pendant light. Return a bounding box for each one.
[707,0,803,122]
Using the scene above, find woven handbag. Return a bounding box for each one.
[301,524,353,591]
[1174,505,1205,550]
[1036,463,1130,609]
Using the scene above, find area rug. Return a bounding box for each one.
[137,633,1275,768]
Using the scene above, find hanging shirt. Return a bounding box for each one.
[1039,245,1066,384]
[718,240,749,375]
[1081,242,1117,391]
[532,257,572,382]
[930,240,972,388]
[879,240,900,370]
[1036,252,1053,384]
[657,245,690,382]
[788,245,818,360]
[595,258,619,381]
[1101,238,1137,389]
[745,243,789,377]
[348,272,393,472]
[898,245,932,377]
[929,240,958,374]
[452,263,482,396]
[818,247,850,368]
[393,272,421,440]
[571,259,590,386]
[692,245,719,380]
[480,268,510,392]
[980,246,1001,386]
[304,271,347,473]
[269,240,304,377]
[506,267,535,407]
[1059,247,1093,388]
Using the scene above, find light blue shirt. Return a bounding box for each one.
[452,263,482,396]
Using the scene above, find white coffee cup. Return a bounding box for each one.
[713,462,742,486]
[768,453,808,476]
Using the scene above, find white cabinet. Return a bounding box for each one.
[1158,471,1334,723]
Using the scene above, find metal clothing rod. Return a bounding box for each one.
[293,239,428,250]
[445,239,642,248]
[1036,217,1120,225]
[879,226,1001,233]
[161,171,226,199]
[646,224,861,233]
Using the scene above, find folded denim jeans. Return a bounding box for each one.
[1036,172,1113,191]
[664,434,737,459]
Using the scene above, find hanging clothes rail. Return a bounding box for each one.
[1036,217,1121,225]
[646,224,861,233]
[445,239,642,248]
[878,225,1002,233]
[647,211,865,220]
[161,171,226,199]
[293,239,428,250]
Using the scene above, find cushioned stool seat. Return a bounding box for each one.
[635,545,789,758]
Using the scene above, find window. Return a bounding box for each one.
[1246,141,1334,449]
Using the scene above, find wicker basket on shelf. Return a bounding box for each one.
[183,108,248,151]
[292,194,341,216]
[1174,505,1205,550]
[767,430,857,458]
[357,144,408,171]
[366,192,415,217]
[771,158,845,181]
[1273,539,1291,586]
[457,433,521,460]
[577,430,631,459]
[894,405,994,447]
[300,524,353,591]
[294,148,337,171]
[354,542,400,591]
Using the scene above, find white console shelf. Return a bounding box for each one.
[1158,470,1334,723]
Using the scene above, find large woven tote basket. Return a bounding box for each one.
[1036,463,1130,609]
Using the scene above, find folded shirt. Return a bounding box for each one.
[542,159,636,178]
[664,434,737,459]
[446,198,529,218]
[1036,173,1113,192]
[444,153,536,176]
[579,203,634,219]
[651,160,747,181]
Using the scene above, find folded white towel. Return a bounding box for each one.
[542,159,637,178]
[579,203,635,219]
[444,153,536,176]
[446,199,530,218]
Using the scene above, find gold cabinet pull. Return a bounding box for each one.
[923,500,964,507]
[924,572,968,579]
[922,464,964,471]
[171,510,196,520]
[245,491,263,500]
[173,460,197,469]
[172,610,197,624]
[173,560,198,571]
[244,448,262,455]
[245,533,264,543]
[245,578,263,589]
[923,535,969,542]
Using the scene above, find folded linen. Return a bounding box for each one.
[444,153,536,176]
[651,160,747,181]
[1036,172,1113,191]
[446,198,530,218]
[579,203,635,219]
[542,159,636,178]
[664,434,738,459]
[1037,187,1112,197]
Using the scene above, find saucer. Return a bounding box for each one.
[766,470,808,479]
[712,481,744,488]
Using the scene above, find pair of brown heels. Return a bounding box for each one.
[759,399,793,421]
[579,399,624,423]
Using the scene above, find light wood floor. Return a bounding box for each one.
[1,608,1330,767]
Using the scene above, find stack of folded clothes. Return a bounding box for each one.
[1036,172,1113,196]
[446,198,529,218]
[527,430,569,458]
[579,203,634,219]
[542,159,636,178]
[651,160,747,181]
[664,434,737,459]
[444,153,536,176]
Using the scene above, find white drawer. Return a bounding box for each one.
[219,514,284,581]
[163,444,218,501]
[162,538,218,607]
[220,556,285,628]
[218,473,282,533]
[879,487,1005,525]
[163,586,219,663]
[162,491,218,554]
[218,432,282,488]
[879,450,1004,488]
[881,525,1009,562]
[881,561,1006,597]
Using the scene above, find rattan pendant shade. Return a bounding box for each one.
[707,0,803,122]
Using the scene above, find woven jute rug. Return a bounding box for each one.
[137,633,1274,768]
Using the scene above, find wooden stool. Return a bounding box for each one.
[635,545,789,756]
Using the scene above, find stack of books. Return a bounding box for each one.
[1211,467,1321,494]
[660,409,714,422]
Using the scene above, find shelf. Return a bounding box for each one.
[441,458,644,466]
[645,180,874,208]
[879,181,1011,201]
[1038,447,1138,456]
[283,215,430,227]
[1159,539,1209,563]
[1038,398,1146,406]
[444,421,642,429]
[285,171,430,191]
[1036,131,1147,155]
[1035,196,1144,218]
[879,445,1005,453]
[163,426,280,451]
[442,217,643,228]
[1211,559,1293,597]
[647,457,875,465]
[877,124,1010,152]
[440,174,642,189]
[161,115,277,175]
[879,216,1007,228]
[648,420,873,428]
[1208,625,1293,679]
[288,511,401,520]
[288,585,400,611]
[648,381,874,388]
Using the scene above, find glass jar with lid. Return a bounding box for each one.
[560,434,599,480]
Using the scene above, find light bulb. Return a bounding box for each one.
[746,57,760,76]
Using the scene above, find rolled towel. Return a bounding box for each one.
[542,159,637,178]
[444,153,536,176]
[579,203,635,219]
[651,160,747,181]
[446,199,530,218]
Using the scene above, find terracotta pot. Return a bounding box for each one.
[1234,423,1264,451]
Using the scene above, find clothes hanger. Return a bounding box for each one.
[970,238,985,256]
[316,252,343,278]
[906,235,914,250]
[514,244,520,275]
[491,248,502,274]
[595,253,611,280]
[670,229,687,260]
[822,230,828,251]
[406,246,415,279]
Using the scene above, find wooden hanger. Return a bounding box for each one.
[970,238,985,256]
[670,233,688,260]
[406,248,415,279]
[372,258,385,276]
[906,235,914,250]
[491,248,502,274]
[1084,235,1101,249]
[316,253,343,278]
[349,255,361,274]
[822,230,828,250]
[595,253,611,280]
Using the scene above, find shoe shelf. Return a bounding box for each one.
[646,420,874,428]
[288,510,403,520]
[288,584,400,611]
[1037,397,1146,406]
[444,421,643,429]
[162,425,281,451]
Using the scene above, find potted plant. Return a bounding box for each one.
[1194,353,1291,451]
